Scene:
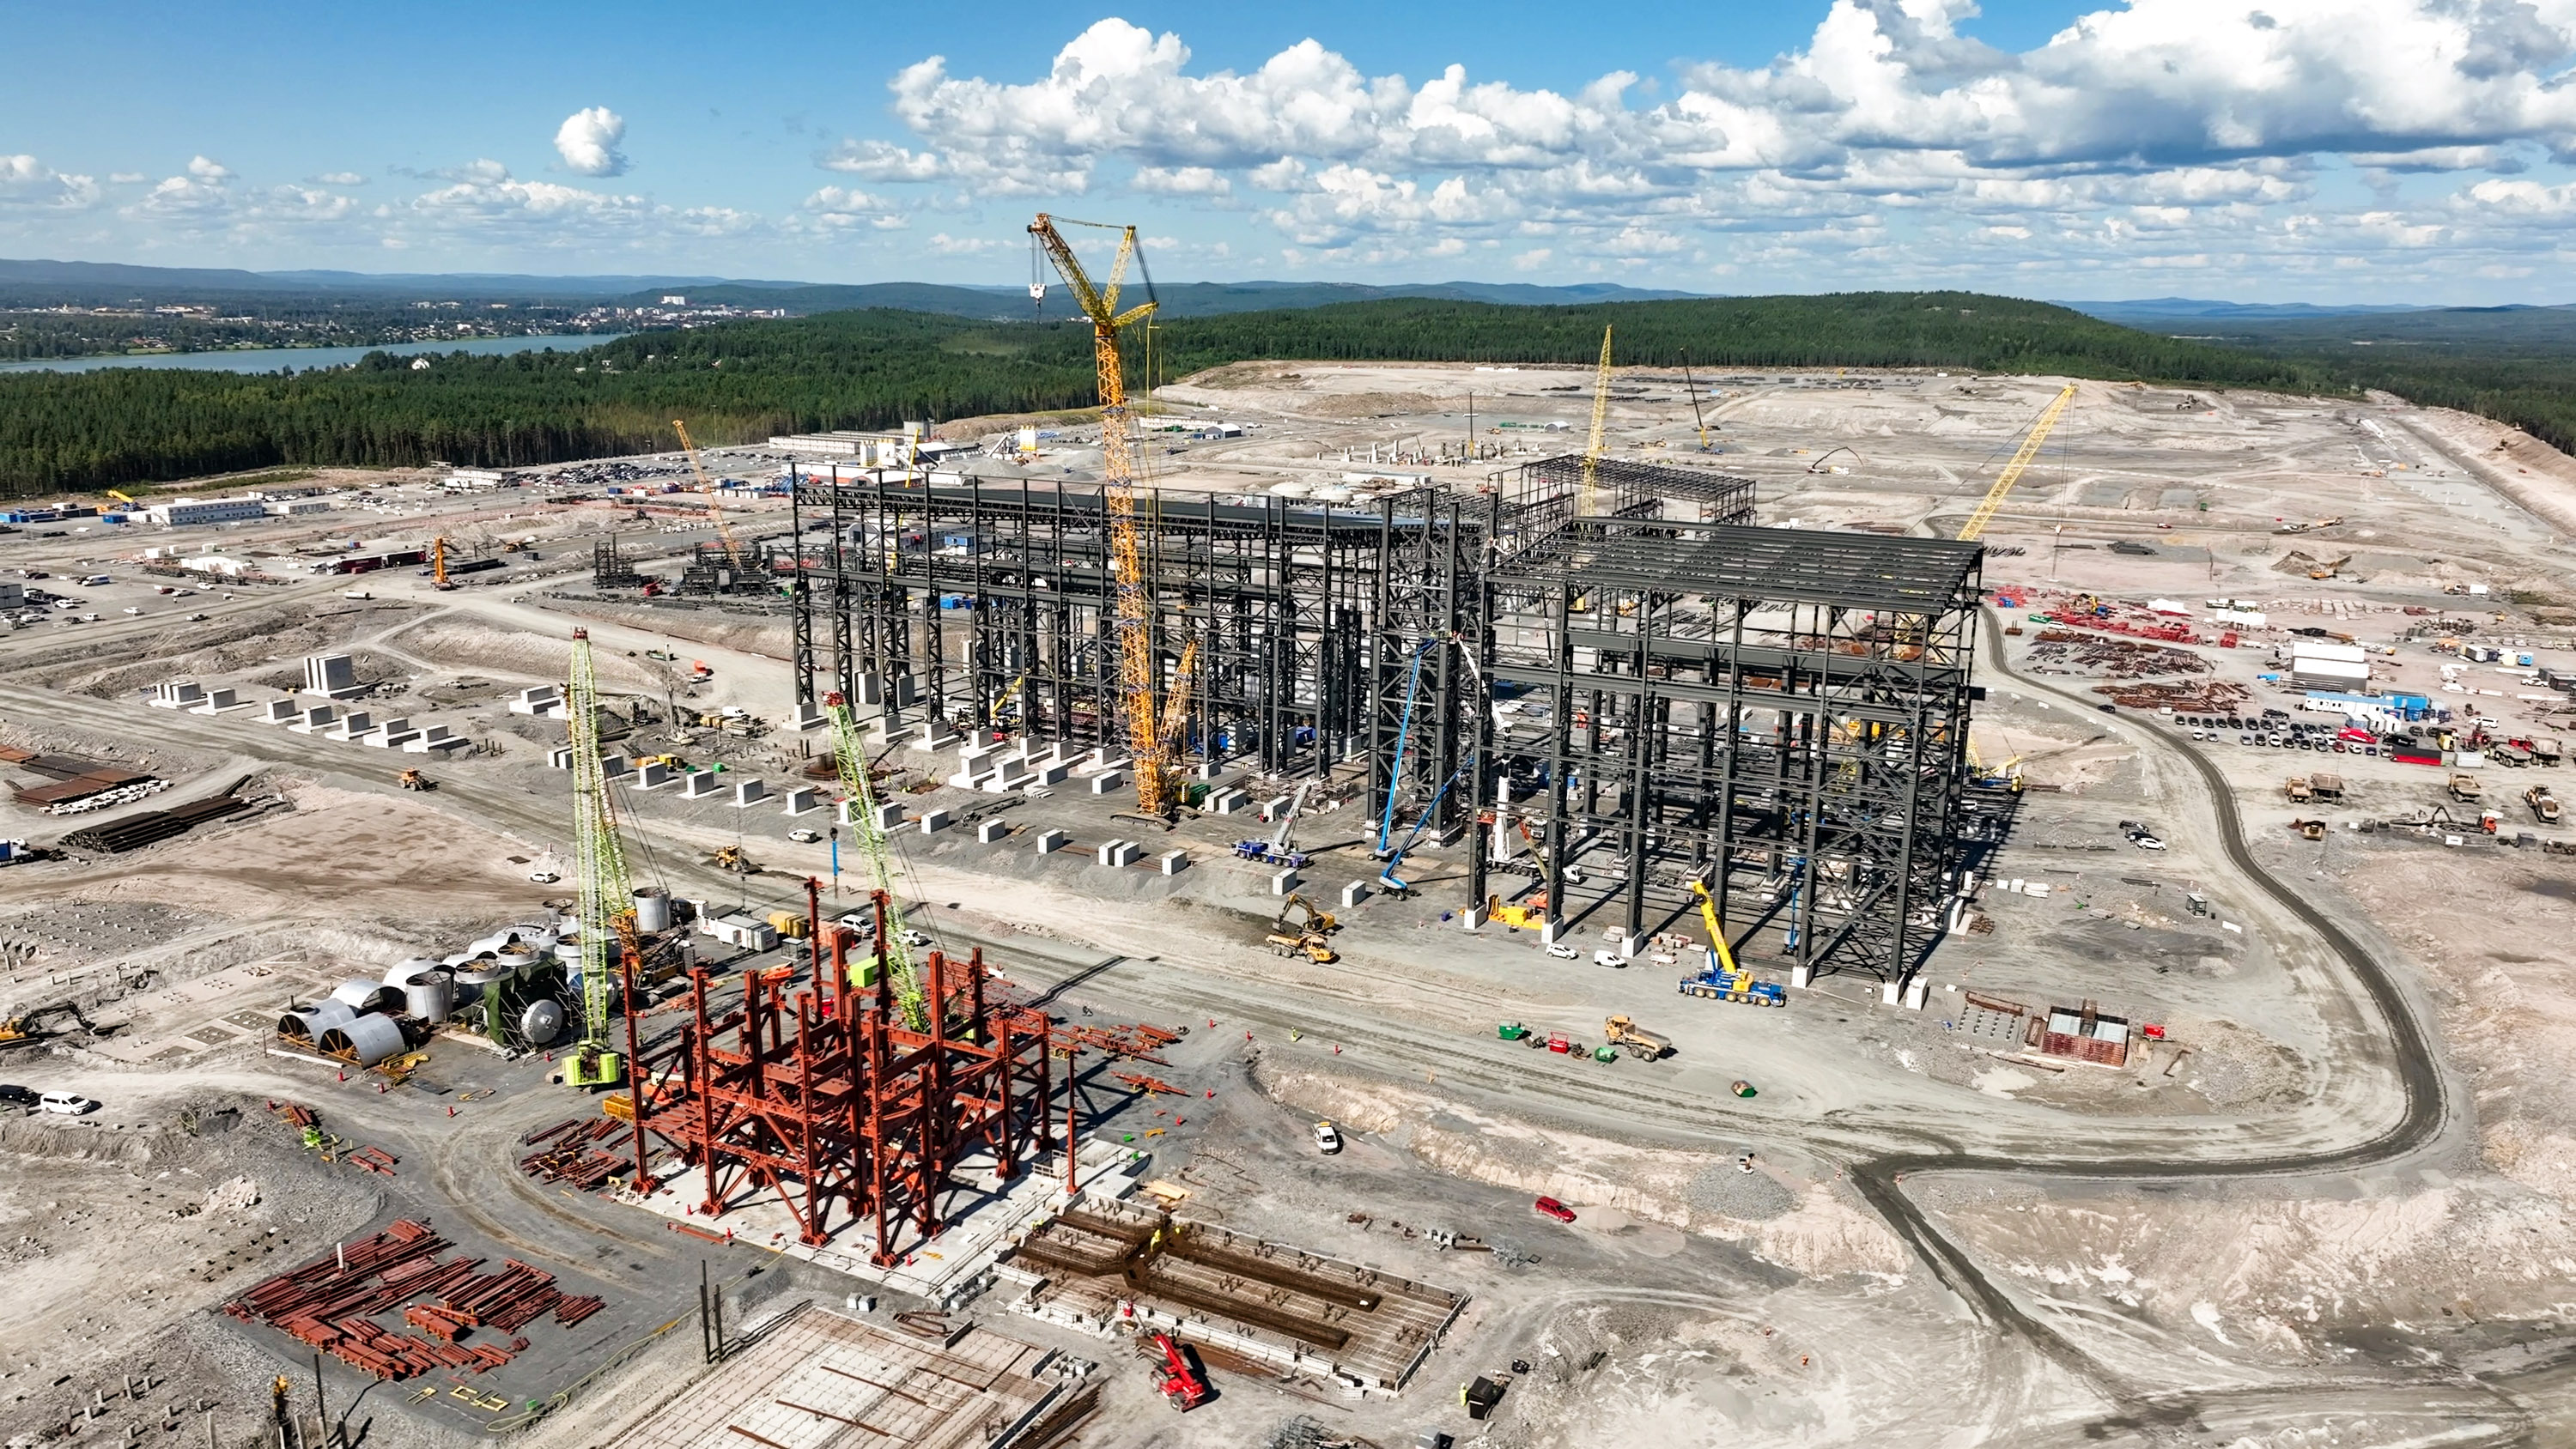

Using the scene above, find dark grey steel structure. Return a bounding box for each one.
[786,453,1977,985]
[1486,519,1983,985]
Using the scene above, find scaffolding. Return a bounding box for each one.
[628,906,1054,1264]
[1485,518,1983,984]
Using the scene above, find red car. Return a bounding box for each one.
[1532,1196,1577,1224]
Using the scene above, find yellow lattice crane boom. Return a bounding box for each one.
[671,419,743,567]
[1580,324,1613,512]
[1029,213,1182,814]
[1956,384,2077,543]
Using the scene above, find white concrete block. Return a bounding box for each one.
[732,779,767,807]
[325,711,374,741]
[1210,789,1249,815]
[1158,849,1189,876]
[1880,981,1902,1007]
[1461,903,1490,931]
[1100,840,1140,868]
[1034,761,1070,786]
[403,726,464,754]
[1903,978,1929,1010]
[1269,867,1300,895]
[1259,794,1290,822]
[793,703,827,732]
[287,706,335,734]
[683,770,722,798]
[363,718,414,748]
[150,681,205,708]
[636,761,672,790]
[978,819,1010,844]
[874,801,905,830]
[601,754,629,777]
[919,808,951,834]
[984,769,1031,794]
[1197,761,1224,780]
[255,699,298,724]
[781,785,819,815]
[1090,771,1126,795]
[948,768,992,790]
[1615,932,1643,960]
[1033,828,1066,854]
[1338,881,1367,909]
[957,743,996,771]
[854,673,884,706]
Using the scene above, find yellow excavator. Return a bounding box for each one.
[1267,893,1339,962]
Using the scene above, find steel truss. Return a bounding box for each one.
[1485,519,1982,985]
[629,901,1054,1264]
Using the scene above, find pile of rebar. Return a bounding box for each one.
[2026,630,2211,676]
[2091,678,2252,712]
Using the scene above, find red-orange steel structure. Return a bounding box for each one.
[627,890,1056,1264]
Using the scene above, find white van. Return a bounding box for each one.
[39,1091,97,1115]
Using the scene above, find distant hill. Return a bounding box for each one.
[0,257,1700,314]
[2061,297,2445,323]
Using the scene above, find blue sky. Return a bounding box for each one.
[4,0,2574,302]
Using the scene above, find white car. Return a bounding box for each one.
[39,1091,98,1116]
[897,929,931,949]
[1592,949,1625,968]
[2130,835,2166,852]
[528,870,561,883]
[787,828,823,843]
[1312,1119,1343,1154]
[1545,943,1578,960]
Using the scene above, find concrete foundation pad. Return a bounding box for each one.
[1033,828,1066,854]
[977,819,1010,844]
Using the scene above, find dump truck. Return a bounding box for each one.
[2307,771,2344,802]
[2450,773,2484,803]
[1267,931,1336,963]
[1601,1015,1671,1060]
[2529,785,2562,824]
[2537,737,2562,767]
[397,768,433,791]
[2283,776,2313,803]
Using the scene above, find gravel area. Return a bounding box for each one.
[1683,1161,1799,1221]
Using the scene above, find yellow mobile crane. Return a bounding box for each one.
[1029,213,1185,815]
[1680,878,1786,1005]
[1956,383,2077,543]
[671,420,744,568]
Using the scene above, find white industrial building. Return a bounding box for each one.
[2287,640,2372,690]
[145,496,270,527]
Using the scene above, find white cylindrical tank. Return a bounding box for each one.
[383,957,444,988]
[320,1013,406,1067]
[494,947,540,977]
[278,1000,357,1040]
[403,972,454,1023]
[633,887,671,933]
[1267,481,1313,498]
[451,966,507,1004]
[518,999,565,1046]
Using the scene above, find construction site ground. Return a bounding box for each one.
[4,363,2576,1446]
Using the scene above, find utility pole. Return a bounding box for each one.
[2048,524,2065,583]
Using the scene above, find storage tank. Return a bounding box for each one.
[383,957,444,988]
[633,887,671,933]
[493,947,541,978]
[451,966,507,1005]
[1267,481,1313,498]
[278,1000,356,1040]
[403,972,454,1024]
[329,977,396,1012]
[518,999,565,1047]
[1309,484,1356,504]
[319,1013,406,1067]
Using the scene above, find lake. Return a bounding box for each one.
[0,332,632,375]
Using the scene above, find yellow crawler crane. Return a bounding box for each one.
[1957,384,2077,542]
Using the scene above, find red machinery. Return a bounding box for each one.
[1149,1332,1212,1411]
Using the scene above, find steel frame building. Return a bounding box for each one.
[626,912,1055,1264]
[1485,520,1982,984]
[784,456,1978,985]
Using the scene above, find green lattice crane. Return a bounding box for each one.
[565,627,632,1088]
[824,692,926,1028]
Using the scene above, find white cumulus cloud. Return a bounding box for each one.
[0,155,101,210]
[554,106,629,177]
